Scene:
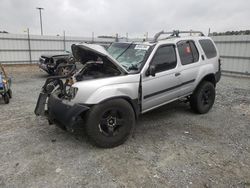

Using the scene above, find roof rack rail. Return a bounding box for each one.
[152,30,205,43]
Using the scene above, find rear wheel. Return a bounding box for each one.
[3,94,9,104]
[85,99,135,148]
[190,81,215,114]
[7,89,12,98]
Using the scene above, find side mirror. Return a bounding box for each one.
[146,65,156,77]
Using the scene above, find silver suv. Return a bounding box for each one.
[35,30,221,148]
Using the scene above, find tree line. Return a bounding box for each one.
[211,30,250,36]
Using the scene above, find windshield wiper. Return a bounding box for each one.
[128,64,138,71]
[115,42,134,60]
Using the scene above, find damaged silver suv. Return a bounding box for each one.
[35,30,221,148]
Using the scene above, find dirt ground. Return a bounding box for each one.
[0,65,250,188]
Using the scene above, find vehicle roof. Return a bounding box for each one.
[114,36,212,46]
[154,36,212,45]
[112,41,155,46]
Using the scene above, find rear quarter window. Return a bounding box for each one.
[199,39,217,59]
[177,41,199,65]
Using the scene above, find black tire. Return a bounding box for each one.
[56,61,70,76]
[3,94,9,104]
[7,89,12,98]
[190,81,215,114]
[85,99,135,148]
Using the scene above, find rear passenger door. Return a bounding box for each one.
[142,45,181,111]
[177,40,201,96]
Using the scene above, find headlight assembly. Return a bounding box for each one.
[68,87,78,99]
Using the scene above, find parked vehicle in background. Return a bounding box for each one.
[0,63,12,104]
[38,44,111,76]
[38,51,74,76]
[35,30,221,148]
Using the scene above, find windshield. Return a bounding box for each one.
[107,43,150,71]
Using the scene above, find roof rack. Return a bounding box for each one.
[152,30,205,43]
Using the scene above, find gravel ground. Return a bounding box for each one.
[0,65,250,188]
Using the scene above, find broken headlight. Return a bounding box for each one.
[67,87,78,99]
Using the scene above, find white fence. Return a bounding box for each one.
[0,33,250,75]
[211,35,250,75]
[0,33,115,64]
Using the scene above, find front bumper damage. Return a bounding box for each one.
[35,90,89,131]
[38,57,50,73]
[47,94,89,130]
[34,64,89,131]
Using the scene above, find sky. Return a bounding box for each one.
[0,0,250,38]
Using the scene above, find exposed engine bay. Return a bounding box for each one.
[35,43,128,116]
[71,44,124,81]
[74,60,122,81]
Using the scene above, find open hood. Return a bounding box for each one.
[71,43,128,74]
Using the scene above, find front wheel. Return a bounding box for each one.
[85,99,135,148]
[190,81,215,114]
[56,61,71,76]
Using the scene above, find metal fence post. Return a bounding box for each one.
[63,30,66,51]
[115,33,118,42]
[27,28,32,64]
[92,32,94,43]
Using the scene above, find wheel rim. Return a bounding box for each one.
[98,109,124,137]
[59,66,70,76]
[201,88,212,106]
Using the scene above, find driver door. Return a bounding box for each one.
[141,45,181,112]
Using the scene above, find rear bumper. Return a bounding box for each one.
[215,71,221,83]
[47,94,89,130]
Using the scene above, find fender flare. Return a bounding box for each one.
[97,96,140,119]
[194,73,216,92]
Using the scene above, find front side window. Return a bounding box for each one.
[177,41,199,65]
[151,45,177,73]
[199,39,217,59]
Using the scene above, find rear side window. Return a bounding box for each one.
[152,45,177,73]
[199,39,217,59]
[177,41,199,65]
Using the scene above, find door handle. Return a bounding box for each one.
[175,72,181,77]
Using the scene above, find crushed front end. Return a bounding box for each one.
[35,42,129,131]
[34,64,89,131]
